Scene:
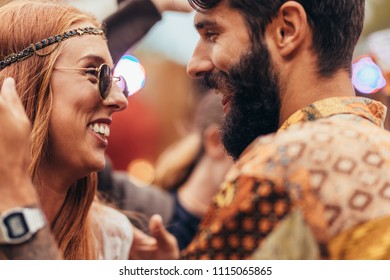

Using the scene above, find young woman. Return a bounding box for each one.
[0,0,177,260]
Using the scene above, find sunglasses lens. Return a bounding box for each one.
[116,76,129,98]
[99,64,111,99]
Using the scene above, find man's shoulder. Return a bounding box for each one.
[233,116,390,179]
[245,116,387,155]
[238,119,331,160]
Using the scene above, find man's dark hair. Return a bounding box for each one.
[188,0,365,77]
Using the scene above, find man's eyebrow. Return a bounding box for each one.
[195,19,218,31]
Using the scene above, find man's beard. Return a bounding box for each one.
[204,43,280,161]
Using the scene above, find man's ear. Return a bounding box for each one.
[203,124,225,160]
[271,1,308,57]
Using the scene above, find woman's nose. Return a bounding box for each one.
[102,83,128,112]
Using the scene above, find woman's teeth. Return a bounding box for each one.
[88,123,110,137]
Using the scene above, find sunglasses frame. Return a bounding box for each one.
[55,63,129,100]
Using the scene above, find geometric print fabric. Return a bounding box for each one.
[181,97,390,259]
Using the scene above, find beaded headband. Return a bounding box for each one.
[0,27,104,71]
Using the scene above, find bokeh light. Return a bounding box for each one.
[127,159,155,187]
[114,55,146,96]
[352,56,387,94]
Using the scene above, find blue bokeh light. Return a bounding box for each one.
[352,56,386,94]
[114,55,146,97]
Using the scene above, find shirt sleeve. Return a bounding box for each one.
[180,176,292,259]
[104,0,162,64]
[167,193,201,251]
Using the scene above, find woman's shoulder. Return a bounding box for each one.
[90,202,134,259]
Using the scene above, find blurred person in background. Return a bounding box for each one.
[153,92,233,250]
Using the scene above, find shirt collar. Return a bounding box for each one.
[279,97,387,132]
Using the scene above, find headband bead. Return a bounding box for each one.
[0,27,104,71]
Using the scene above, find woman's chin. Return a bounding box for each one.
[93,160,106,172]
[84,156,106,174]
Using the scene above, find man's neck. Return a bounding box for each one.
[278,69,356,126]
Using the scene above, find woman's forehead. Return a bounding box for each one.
[57,34,113,67]
[55,21,112,66]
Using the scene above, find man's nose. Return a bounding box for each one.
[187,43,213,79]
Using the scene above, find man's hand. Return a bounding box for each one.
[151,0,192,13]
[129,214,179,259]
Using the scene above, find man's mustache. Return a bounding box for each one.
[202,71,230,90]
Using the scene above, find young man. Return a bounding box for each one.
[181,0,390,259]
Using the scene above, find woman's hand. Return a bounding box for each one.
[0,78,37,211]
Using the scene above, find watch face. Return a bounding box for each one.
[4,213,29,239]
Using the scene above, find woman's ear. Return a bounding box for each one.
[203,124,225,159]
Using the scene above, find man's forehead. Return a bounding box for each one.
[193,3,234,30]
[193,3,249,35]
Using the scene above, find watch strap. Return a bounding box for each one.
[24,208,46,234]
[0,207,47,245]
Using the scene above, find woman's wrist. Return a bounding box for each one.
[0,176,38,212]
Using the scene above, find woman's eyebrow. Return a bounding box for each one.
[77,54,106,65]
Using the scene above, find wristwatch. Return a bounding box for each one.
[0,207,46,245]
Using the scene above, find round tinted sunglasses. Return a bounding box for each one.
[56,63,129,100]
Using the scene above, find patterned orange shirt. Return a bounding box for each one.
[181,97,390,259]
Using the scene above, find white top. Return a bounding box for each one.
[90,202,133,260]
